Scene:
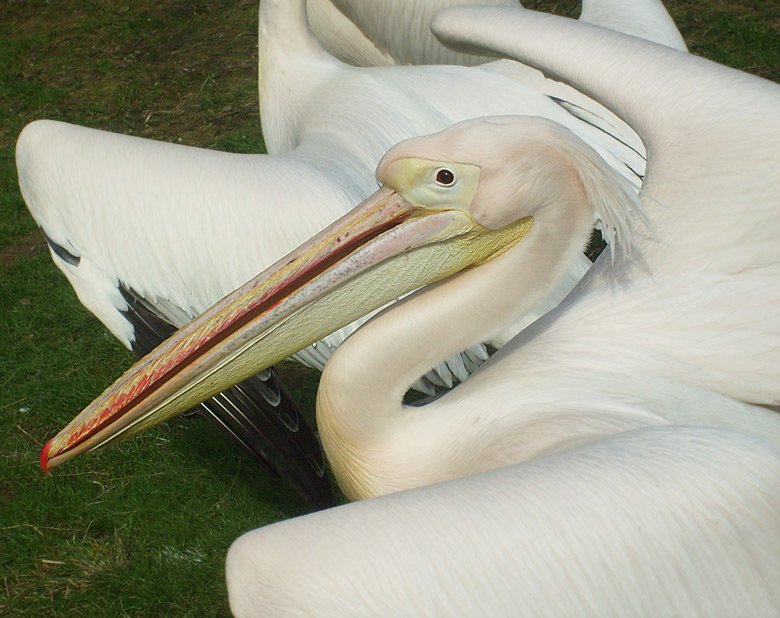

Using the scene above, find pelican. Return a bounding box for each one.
[37,3,780,613]
[22,0,683,503]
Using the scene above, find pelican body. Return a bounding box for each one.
[226,426,780,617]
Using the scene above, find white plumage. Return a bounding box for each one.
[306,0,522,67]
[228,427,780,617]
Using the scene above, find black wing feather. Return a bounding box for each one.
[119,285,335,509]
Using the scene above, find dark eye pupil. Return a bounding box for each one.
[436,169,455,185]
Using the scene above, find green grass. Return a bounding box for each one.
[1,2,304,615]
[1,1,778,615]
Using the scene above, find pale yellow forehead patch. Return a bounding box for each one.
[379,157,480,213]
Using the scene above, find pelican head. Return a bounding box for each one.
[41,116,635,472]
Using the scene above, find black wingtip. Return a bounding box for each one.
[119,285,336,509]
[201,378,336,510]
[40,228,81,266]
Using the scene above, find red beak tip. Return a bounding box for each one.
[40,439,54,475]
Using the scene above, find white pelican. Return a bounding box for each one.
[23,0,683,504]
[39,4,780,613]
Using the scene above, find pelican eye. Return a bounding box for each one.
[435,168,455,186]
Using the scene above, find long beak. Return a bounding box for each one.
[41,187,532,472]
